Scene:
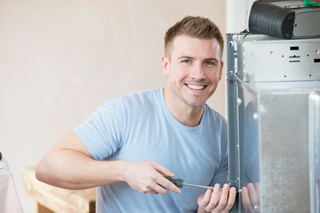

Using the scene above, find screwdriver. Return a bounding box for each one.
[164,176,242,192]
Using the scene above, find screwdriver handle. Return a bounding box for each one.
[164,176,184,188]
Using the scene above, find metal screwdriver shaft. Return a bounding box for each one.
[183,183,215,190]
[183,183,241,192]
[164,176,242,192]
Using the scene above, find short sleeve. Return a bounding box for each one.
[72,98,125,160]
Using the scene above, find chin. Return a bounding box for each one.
[185,100,206,108]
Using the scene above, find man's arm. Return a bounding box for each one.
[36,131,181,194]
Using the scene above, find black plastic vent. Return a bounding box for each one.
[248,1,295,39]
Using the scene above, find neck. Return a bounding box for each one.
[163,88,205,127]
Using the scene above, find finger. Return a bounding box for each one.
[213,184,229,212]
[255,182,260,204]
[149,189,159,194]
[242,187,254,213]
[222,187,237,213]
[248,183,258,207]
[204,184,220,212]
[151,182,170,194]
[152,161,174,177]
[218,187,223,202]
[198,189,213,209]
[157,175,181,194]
[167,184,181,194]
[140,179,164,194]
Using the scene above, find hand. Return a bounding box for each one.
[197,183,236,213]
[123,161,181,194]
[242,182,260,213]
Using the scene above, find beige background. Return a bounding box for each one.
[0,0,250,212]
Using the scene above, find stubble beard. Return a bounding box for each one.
[170,80,208,108]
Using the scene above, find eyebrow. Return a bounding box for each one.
[177,56,219,63]
[177,56,194,60]
[205,58,219,63]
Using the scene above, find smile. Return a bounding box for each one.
[186,84,206,90]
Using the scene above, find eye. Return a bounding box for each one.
[205,61,218,67]
[182,59,191,63]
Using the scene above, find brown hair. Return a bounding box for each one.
[164,16,224,60]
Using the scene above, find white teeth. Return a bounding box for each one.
[187,84,205,90]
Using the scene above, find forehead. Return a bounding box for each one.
[171,35,221,60]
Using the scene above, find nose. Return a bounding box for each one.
[190,64,205,80]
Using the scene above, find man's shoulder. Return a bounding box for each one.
[118,88,161,105]
[101,88,162,111]
[122,88,161,99]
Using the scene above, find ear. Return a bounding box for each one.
[162,55,170,76]
[218,60,224,81]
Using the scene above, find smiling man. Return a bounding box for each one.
[162,34,223,127]
[36,16,236,213]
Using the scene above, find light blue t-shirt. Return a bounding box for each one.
[73,88,228,213]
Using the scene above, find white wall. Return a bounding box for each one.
[226,0,255,33]
[0,1,226,212]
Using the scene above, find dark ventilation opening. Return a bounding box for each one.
[314,58,320,63]
[289,60,300,63]
[290,46,299,50]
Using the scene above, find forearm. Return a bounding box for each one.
[36,132,180,194]
[36,149,126,189]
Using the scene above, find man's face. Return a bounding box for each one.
[162,35,223,108]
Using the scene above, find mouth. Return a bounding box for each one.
[186,84,207,90]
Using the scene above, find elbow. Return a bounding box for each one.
[35,160,48,183]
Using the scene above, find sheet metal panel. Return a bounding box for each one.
[234,82,320,213]
[259,90,311,212]
[227,33,320,213]
[234,35,320,83]
[309,92,320,213]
